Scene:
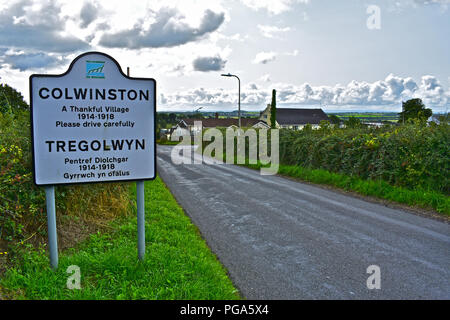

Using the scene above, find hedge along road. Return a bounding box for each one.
[157,145,450,299]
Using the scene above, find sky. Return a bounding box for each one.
[0,0,449,113]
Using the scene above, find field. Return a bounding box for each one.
[330,112,399,122]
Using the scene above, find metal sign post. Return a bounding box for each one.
[127,67,145,261]
[44,186,58,269]
[30,52,156,268]
[137,180,145,260]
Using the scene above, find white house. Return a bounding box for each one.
[170,117,269,140]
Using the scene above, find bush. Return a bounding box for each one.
[279,122,449,194]
[0,86,131,255]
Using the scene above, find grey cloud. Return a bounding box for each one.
[2,52,64,71]
[173,65,185,72]
[96,22,110,31]
[99,8,225,49]
[404,77,418,92]
[0,0,89,53]
[85,34,96,43]
[421,75,442,91]
[160,94,168,104]
[80,2,98,28]
[193,56,226,72]
[198,9,226,33]
[416,75,446,105]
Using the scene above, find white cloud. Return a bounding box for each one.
[257,25,291,38]
[413,75,447,105]
[159,74,449,111]
[413,0,450,4]
[259,74,271,82]
[241,0,310,15]
[285,49,299,56]
[252,51,277,64]
[388,0,450,12]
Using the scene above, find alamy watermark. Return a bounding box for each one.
[366,265,381,290]
[367,5,381,30]
[66,265,81,290]
[170,121,279,175]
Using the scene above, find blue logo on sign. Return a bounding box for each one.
[86,61,105,79]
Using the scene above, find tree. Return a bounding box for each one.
[168,112,177,123]
[344,116,362,128]
[270,89,276,129]
[302,123,312,132]
[437,113,449,124]
[0,84,29,114]
[398,98,432,123]
[328,115,341,125]
[318,120,331,132]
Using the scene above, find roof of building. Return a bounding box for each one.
[275,108,329,125]
[180,118,267,128]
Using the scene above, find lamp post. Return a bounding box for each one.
[221,73,241,128]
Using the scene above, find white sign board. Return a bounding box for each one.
[30,52,156,185]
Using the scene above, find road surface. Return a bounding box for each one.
[157,145,450,299]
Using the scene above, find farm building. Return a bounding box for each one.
[259,104,329,129]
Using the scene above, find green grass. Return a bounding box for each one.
[244,162,449,215]
[0,176,240,299]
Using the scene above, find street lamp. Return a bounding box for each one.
[221,73,241,128]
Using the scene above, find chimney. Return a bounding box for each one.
[215,112,219,119]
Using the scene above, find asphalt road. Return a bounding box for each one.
[157,145,450,299]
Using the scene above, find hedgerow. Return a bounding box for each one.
[279,122,449,194]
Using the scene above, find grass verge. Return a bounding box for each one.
[0,176,240,299]
[244,161,449,215]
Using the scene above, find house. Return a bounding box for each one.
[364,122,384,128]
[171,116,269,139]
[428,115,441,125]
[259,104,329,129]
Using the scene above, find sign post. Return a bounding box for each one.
[30,52,156,268]
[137,180,145,260]
[127,67,146,261]
[44,185,58,269]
